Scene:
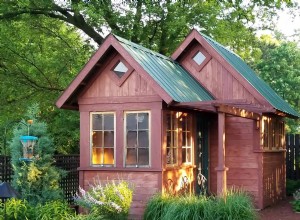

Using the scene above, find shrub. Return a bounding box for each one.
[286,179,300,196]
[0,199,76,220]
[0,198,34,220]
[75,179,133,220]
[35,200,76,220]
[291,188,300,212]
[144,189,257,220]
[9,105,65,205]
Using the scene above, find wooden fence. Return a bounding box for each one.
[0,154,79,204]
[286,134,300,180]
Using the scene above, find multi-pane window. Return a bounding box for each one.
[166,112,178,165]
[261,116,285,150]
[125,112,150,167]
[166,111,193,165]
[181,113,192,163]
[91,113,115,166]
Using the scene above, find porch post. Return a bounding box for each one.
[215,112,228,196]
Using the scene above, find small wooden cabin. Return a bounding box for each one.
[56,29,299,219]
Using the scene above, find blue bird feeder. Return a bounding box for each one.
[20,135,38,161]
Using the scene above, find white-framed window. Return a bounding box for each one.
[166,111,193,166]
[90,112,115,166]
[125,111,150,167]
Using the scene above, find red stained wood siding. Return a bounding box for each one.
[180,47,260,103]
[81,70,158,98]
[225,116,260,206]
[262,152,286,208]
[80,170,162,220]
[209,116,262,206]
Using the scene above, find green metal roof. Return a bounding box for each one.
[201,33,300,118]
[114,35,214,103]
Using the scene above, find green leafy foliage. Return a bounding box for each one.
[35,200,76,220]
[0,199,76,220]
[286,179,300,196]
[254,38,300,132]
[0,199,35,220]
[0,16,91,154]
[291,188,300,212]
[8,104,66,205]
[144,189,257,220]
[75,179,133,220]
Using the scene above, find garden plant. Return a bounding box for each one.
[144,189,257,220]
[75,178,133,220]
[8,105,65,205]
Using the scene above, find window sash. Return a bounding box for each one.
[261,117,285,150]
[166,111,193,166]
[91,112,115,166]
[125,112,150,167]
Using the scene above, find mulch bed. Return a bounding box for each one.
[259,197,299,220]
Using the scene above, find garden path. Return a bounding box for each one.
[259,197,299,220]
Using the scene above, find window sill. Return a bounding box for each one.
[163,164,196,171]
[78,166,163,172]
[253,148,286,153]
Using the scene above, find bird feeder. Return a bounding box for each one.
[19,135,38,161]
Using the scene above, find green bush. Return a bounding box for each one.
[291,188,300,212]
[0,198,34,220]
[0,199,76,220]
[9,105,65,205]
[144,190,257,220]
[75,179,133,220]
[286,179,300,196]
[35,200,76,220]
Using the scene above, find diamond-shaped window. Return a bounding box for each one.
[193,51,206,66]
[113,61,128,78]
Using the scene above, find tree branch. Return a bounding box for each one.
[0,6,104,45]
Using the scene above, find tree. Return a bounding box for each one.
[9,104,65,204]
[254,35,300,132]
[0,0,297,56]
[0,16,91,153]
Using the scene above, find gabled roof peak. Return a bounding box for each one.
[113,35,173,62]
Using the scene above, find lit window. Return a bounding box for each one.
[192,51,206,65]
[166,111,193,165]
[91,113,115,166]
[113,61,128,78]
[125,112,150,167]
[261,117,285,150]
[166,112,178,165]
[181,113,192,163]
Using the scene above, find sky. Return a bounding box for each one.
[256,5,300,43]
[277,8,300,37]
